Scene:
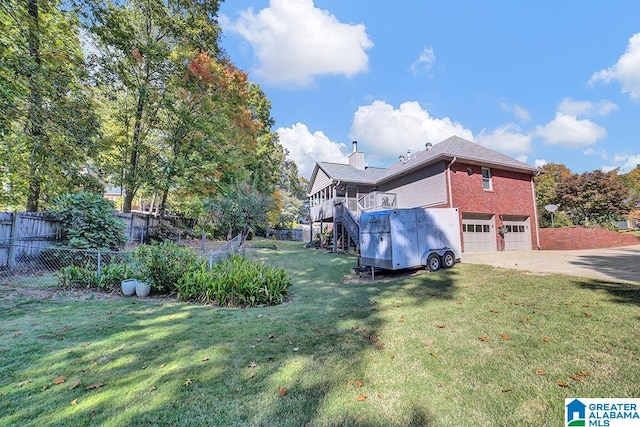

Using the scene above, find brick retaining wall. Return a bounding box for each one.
[539,227,640,250]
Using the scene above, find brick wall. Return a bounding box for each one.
[539,227,640,250]
[449,162,539,249]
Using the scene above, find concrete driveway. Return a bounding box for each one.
[462,245,640,284]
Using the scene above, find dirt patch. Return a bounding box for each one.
[0,284,176,302]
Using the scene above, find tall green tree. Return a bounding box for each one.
[84,0,224,212]
[0,0,99,211]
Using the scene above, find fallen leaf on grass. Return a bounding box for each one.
[69,379,82,390]
[479,336,490,342]
[569,375,585,383]
[14,330,23,337]
[148,386,156,392]
[85,382,104,390]
[500,333,509,340]
[183,378,193,386]
[435,323,445,328]
[585,312,593,318]
[201,356,210,362]
[542,337,551,342]
[535,369,545,376]
[377,393,384,399]
[53,376,65,385]
[490,309,499,314]
[355,380,364,387]
[430,352,438,358]
[356,394,367,401]
[375,343,384,350]
[370,336,379,343]
[501,388,512,393]
[556,381,569,388]
[15,380,32,388]
[577,371,591,377]
[398,317,405,323]
[277,386,287,396]
[248,361,257,368]
[583,304,590,308]
[70,399,78,406]
[268,334,276,339]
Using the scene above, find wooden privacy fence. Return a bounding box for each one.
[0,212,60,270]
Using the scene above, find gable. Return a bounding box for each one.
[309,167,332,195]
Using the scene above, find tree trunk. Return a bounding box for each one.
[122,86,146,213]
[25,0,42,212]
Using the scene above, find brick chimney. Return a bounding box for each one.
[348,141,365,170]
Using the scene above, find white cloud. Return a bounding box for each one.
[534,159,548,168]
[348,101,474,164]
[410,46,436,76]
[500,101,531,122]
[516,155,528,164]
[277,123,347,178]
[535,113,606,147]
[534,99,615,148]
[590,33,640,99]
[612,153,640,173]
[222,0,373,86]
[583,148,608,159]
[475,124,532,156]
[558,98,618,116]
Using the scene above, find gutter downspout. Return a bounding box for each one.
[447,157,457,208]
[531,172,541,250]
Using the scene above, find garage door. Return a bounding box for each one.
[462,215,496,252]
[503,216,531,251]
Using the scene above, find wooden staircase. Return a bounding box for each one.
[334,202,360,252]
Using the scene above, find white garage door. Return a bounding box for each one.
[503,217,531,251]
[462,215,496,252]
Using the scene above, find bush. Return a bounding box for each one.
[49,192,127,250]
[133,241,202,295]
[56,262,132,291]
[56,265,97,289]
[176,255,290,307]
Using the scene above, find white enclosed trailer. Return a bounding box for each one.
[359,207,462,271]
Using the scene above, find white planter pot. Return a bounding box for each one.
[121,279,137,296]
[135,281,151,297]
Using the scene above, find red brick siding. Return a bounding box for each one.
[539,228,640,250]
[449,162,539,249]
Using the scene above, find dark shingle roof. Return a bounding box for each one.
[317,162,387,183]
[381,136,542,181]
[310,136,543,188]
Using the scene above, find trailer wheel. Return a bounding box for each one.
[442,251,455,268]
[427,253,441,271]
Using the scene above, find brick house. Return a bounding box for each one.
[307,136,543,252]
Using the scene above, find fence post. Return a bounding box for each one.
[97,250,102,279]
[7,212,21,269]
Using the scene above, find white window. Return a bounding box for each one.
[481,167,492,190]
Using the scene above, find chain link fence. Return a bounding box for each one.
[1,235,246,289]
[0,244,133,288]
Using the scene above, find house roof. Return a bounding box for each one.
[317,162,387,184]
[307,136,544,193]
[381,135,542,181]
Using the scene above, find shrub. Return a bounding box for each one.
[56,265,96,289]
[56,262,132,291]
[49,192,127,250]
[176,255,290,307]
[133,241,202,295]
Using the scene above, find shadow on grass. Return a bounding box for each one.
[1,243,456,426]
[570,277,640,306]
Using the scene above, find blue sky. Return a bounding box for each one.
[219,0,640,179]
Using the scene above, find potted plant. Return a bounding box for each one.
[135,280,151,297]
[121,278,137,296]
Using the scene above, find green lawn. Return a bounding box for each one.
[1,241,639,426]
